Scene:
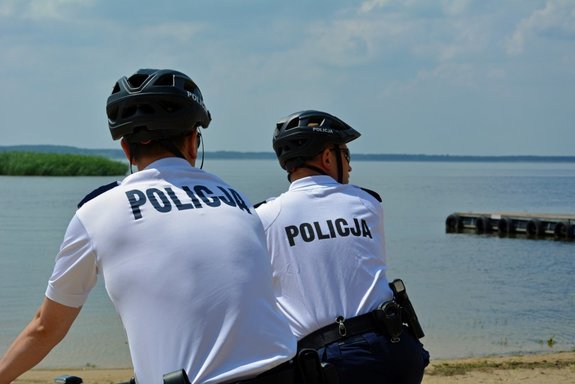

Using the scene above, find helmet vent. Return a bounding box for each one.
[107,106,118,120]
[127,74,149,88]
[121,106,137,119]
[154,74,175,86]
[121,105,155,119]
[183,80,199,93]
[305,117,326,128]
[158,100,183,113]
[284,120,300,130]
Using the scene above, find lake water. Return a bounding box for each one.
[1,159,574,369]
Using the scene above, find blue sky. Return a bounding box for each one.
[1,0,574,156]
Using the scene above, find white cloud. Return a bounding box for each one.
[310,1,496,71]
[305,19,396,66]
[440,0,471,16]
[0,1,17,17]
[359,0,392,14]
[139,22,205,43]
[297,3,420,68]
[1,1,574,154]
[0,0,96,21]
[4,0,94,20]
[507,0,575,55]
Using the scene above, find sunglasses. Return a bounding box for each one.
[331,147,350,163]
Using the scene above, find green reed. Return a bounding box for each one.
[0,152,127,176]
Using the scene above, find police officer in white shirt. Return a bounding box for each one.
[0,69,304,384]
[255,110,430,383]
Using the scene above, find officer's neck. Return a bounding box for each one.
[121,137,197,171]
[289,165,334,183]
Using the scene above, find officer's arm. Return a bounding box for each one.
[0,297,81,383]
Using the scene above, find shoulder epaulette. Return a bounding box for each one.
[360,187,382,202]
[254,200,267,209]
[254,196,279,209]
[77,181,120,208]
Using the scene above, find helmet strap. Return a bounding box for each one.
[285,157,330,182]
[332,144,344,183]
[128,142,138,174]
[287,154,337,182]
[197,130,205,169]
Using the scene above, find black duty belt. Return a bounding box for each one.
[234,359,299,384]
[297,312,379,351]
[163,359,301,384]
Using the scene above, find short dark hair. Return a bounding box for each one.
[128,134,189,163]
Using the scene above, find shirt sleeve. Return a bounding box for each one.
[45,214,98,308]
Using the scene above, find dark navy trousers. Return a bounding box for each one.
[316,328,429,383]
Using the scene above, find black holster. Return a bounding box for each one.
[389,279,425,339]
[372,300,403,342]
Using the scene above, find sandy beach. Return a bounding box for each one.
[12,351,575,384]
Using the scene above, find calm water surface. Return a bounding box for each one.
[1,160,574,368]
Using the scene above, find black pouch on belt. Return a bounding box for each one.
[163,369,191,384]
[372,301,403,343]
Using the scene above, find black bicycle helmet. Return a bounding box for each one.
[106,69,211,142]
[273,110,360,171]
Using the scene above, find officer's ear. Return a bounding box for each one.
[185,132,198,163]
[320,146,335,169]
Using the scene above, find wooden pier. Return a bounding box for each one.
[445,212,575,241]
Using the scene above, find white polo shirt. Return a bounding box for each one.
[46,157,296,384]
[255,175,394,339]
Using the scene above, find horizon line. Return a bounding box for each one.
[1,144,575,160]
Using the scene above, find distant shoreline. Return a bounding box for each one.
[2,145,575,163]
